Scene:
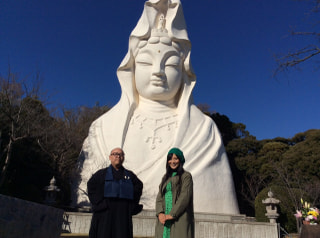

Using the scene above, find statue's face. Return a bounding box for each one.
[135,42,182,102]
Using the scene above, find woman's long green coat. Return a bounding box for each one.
[155,171,194,238]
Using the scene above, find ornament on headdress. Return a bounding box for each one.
[148,13,171,45]
[157,14,166,30]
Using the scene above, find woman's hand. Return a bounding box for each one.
[158,213,166,225]
[158,213,174,225]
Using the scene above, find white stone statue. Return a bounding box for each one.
[75,0,239,214]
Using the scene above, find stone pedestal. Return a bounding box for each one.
[64,210,279,238]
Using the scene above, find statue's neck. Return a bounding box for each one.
[137,96,177,115]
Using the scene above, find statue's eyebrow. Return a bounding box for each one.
[135,51,152,62]
[136,48,152,55]
[162,50,180,60]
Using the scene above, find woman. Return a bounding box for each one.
[155,148,194,238]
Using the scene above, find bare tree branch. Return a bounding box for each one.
[274,0,320,76]
[274,45,320,75]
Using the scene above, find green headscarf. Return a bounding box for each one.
[168,148,185,164]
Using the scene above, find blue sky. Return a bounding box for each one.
[1,0,319,140]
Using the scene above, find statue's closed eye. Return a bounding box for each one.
[136,53,153,66]
[136,61,153,66]
[165,56,180,67]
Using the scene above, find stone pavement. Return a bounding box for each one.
[60,235,151,238]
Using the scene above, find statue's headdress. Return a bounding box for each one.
[131,0,190,48]
[119,0,195,78]
[112,0,196,148]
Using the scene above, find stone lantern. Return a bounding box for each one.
[44,176,60,205]
[262,189,280,223]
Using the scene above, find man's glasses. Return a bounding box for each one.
[110,152,125,157]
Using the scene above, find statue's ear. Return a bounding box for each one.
[184,51,196,82]
[118,37,140,71]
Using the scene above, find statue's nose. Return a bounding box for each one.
[152,63,165,77]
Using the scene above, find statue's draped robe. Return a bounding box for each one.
[75,0,239,214]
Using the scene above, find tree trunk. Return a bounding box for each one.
[0,138,13,188]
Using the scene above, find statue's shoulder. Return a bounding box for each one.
[87,103,126,136]
[86,110,113,141]
[189,104,216,125]
[90,112,109,128]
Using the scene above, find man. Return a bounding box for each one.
[87,148,143,238]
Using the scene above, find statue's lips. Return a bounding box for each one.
[150,78,165,86]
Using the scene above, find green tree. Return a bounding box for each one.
[229,128,320,230]
[0,69,52,188]
[226,135,264,215]
[277,130,320,207]
[0,67,110,205]
[37,104,110,205]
